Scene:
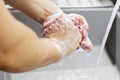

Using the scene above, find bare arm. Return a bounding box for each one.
[0,0,90,73]
[4,0,62,24]
[4,0,93,51]
[0,0,61,73]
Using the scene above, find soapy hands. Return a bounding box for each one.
[41,12,93,57]
[67,13,93,51]
[41,12,82,57]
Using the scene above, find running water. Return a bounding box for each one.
[92,0,120,79]
[95,0,120,67]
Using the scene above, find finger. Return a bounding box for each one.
[67,13,89,32]
[80,37,93,51]
[41,13,64,31]
[77,15,89,32]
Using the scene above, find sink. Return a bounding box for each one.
[3,8,120,80]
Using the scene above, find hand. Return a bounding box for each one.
[67,13,93,51]
[41,13,82,57]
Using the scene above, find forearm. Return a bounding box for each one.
[1,35,61,73]
[4,0,62,24]
[0,0,61,73]
[0,22,61,73]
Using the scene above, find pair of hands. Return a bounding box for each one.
[41,12,93,57]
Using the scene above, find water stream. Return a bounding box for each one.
[96,0,120,67]
[94,0,120,79]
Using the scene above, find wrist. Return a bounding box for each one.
[31,0,63,24]
[49,38,68,58]
[38,5,63,24]
[46,38,63,59]
[5,0,63,24]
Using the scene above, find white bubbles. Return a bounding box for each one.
[57,69,95,80]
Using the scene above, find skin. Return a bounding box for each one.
[4,0,62,24]
[0,0,83,73]
[0,0,62,73]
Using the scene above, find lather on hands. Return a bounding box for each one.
[41,12,93,57]
[67,13,93,51]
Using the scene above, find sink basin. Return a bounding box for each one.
[3,8,120,80]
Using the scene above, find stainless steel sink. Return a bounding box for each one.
[2,8,120,80]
